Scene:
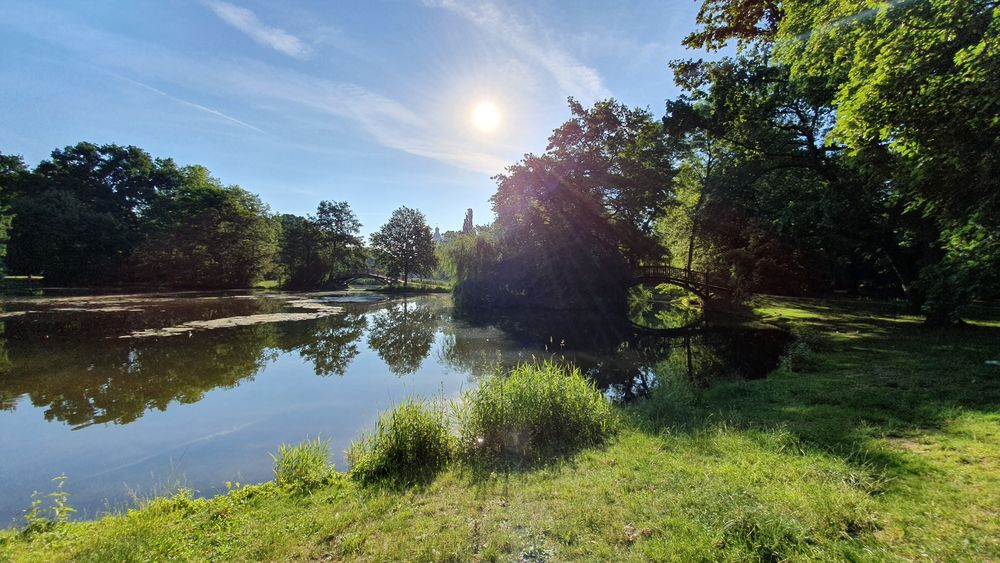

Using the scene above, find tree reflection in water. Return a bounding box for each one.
[276,313,368,376]
[366,298,441,375]
[0,295,372,427]
[442,307,792,403]
[0,293,790,428]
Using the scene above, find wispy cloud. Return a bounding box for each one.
[208,62,507,172]
[108,71,265,133]
[207,1,311,58]
[2,2,508,173]
[428,0,610,101]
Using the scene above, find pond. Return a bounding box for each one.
[0,291,791,525]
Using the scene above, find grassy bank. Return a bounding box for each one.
[2,297,998,561]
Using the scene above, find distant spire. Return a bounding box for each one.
[433,226,442,243]
[462,208,473,233]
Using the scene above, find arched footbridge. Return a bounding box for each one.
[330,272,403,288]
[632,265,733,299]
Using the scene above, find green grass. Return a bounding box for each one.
[2,296,998,561]
[346,400,454,485]
[458,361,617,462]
[271,437,335,494]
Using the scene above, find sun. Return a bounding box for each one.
[471,101,500,132]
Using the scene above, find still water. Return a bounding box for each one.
[0,291,789,524]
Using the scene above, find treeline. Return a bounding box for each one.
[440,0,999,325]
[0,142,438,289]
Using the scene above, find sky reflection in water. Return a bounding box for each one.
[0,291,789,524]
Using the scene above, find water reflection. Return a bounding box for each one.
[367,299,441,375]
[278,313,368,377]
[0,294,792,428]
[629,285,703,330]
[0,292,789,524]
[447,307,791,402]
[0,305,377,427]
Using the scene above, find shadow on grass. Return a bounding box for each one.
[457,436,618,485]
[633,297,1000,474]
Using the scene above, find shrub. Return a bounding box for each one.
[790,325,827,351]
[270,437,333,493]
[780,341,819,373]
[346,399,454,484]
[458,361,617,461]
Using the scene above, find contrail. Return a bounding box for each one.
[98,67,266,134]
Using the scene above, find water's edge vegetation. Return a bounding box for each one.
[3,296,997,561]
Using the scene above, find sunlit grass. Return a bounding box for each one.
[346,400,453,485]
[458,360,618,463]
[271,437,334,494]
[2,296,998,560]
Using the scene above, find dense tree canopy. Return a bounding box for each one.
[649,0,998,323]
[6,142,181,284]
[277,200,364,288]
[451,99,674,312]
[0,154,26,274]
[1,143,359,291]
[129,166,278,289]
[3,0,995,326]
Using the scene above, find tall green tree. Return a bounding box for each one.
[460,99,674,311]
[6,142,180,284]
[776,0,1000,322]
[313,200,364,277]
[662,55,905,296]
[130,166,277,288]
[277,213,326,288]
[680,0,999,321]
[369,206,437,288]
[0,153,27,275]
[277,201,364,288]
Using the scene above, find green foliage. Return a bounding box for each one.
[6,142,180,284]
[631,362,700,428]
[0,152,25,275]
[779,340,818,373]
[458,361,617,461]
[277,200,364,289]
[3,143,286,289]
[457,99,673,312]
[346,399,454,484]
[436,228,500,284]
[679,0,1000,321]
[436,228,504,307]
[270,437,334,494]
[684,0,781,50]
[21,474,75,535]
[130,166,278,288]
[369,206,438,287]
[777,325,824,373]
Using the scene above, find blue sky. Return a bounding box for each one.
[0,0,712,235]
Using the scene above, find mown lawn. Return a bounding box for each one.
[2,297,998,561]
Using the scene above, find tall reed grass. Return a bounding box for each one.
[346,399,454,484]
[457,360,617,460]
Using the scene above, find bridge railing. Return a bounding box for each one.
[330,271,396,283]
[635,265,732,292]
